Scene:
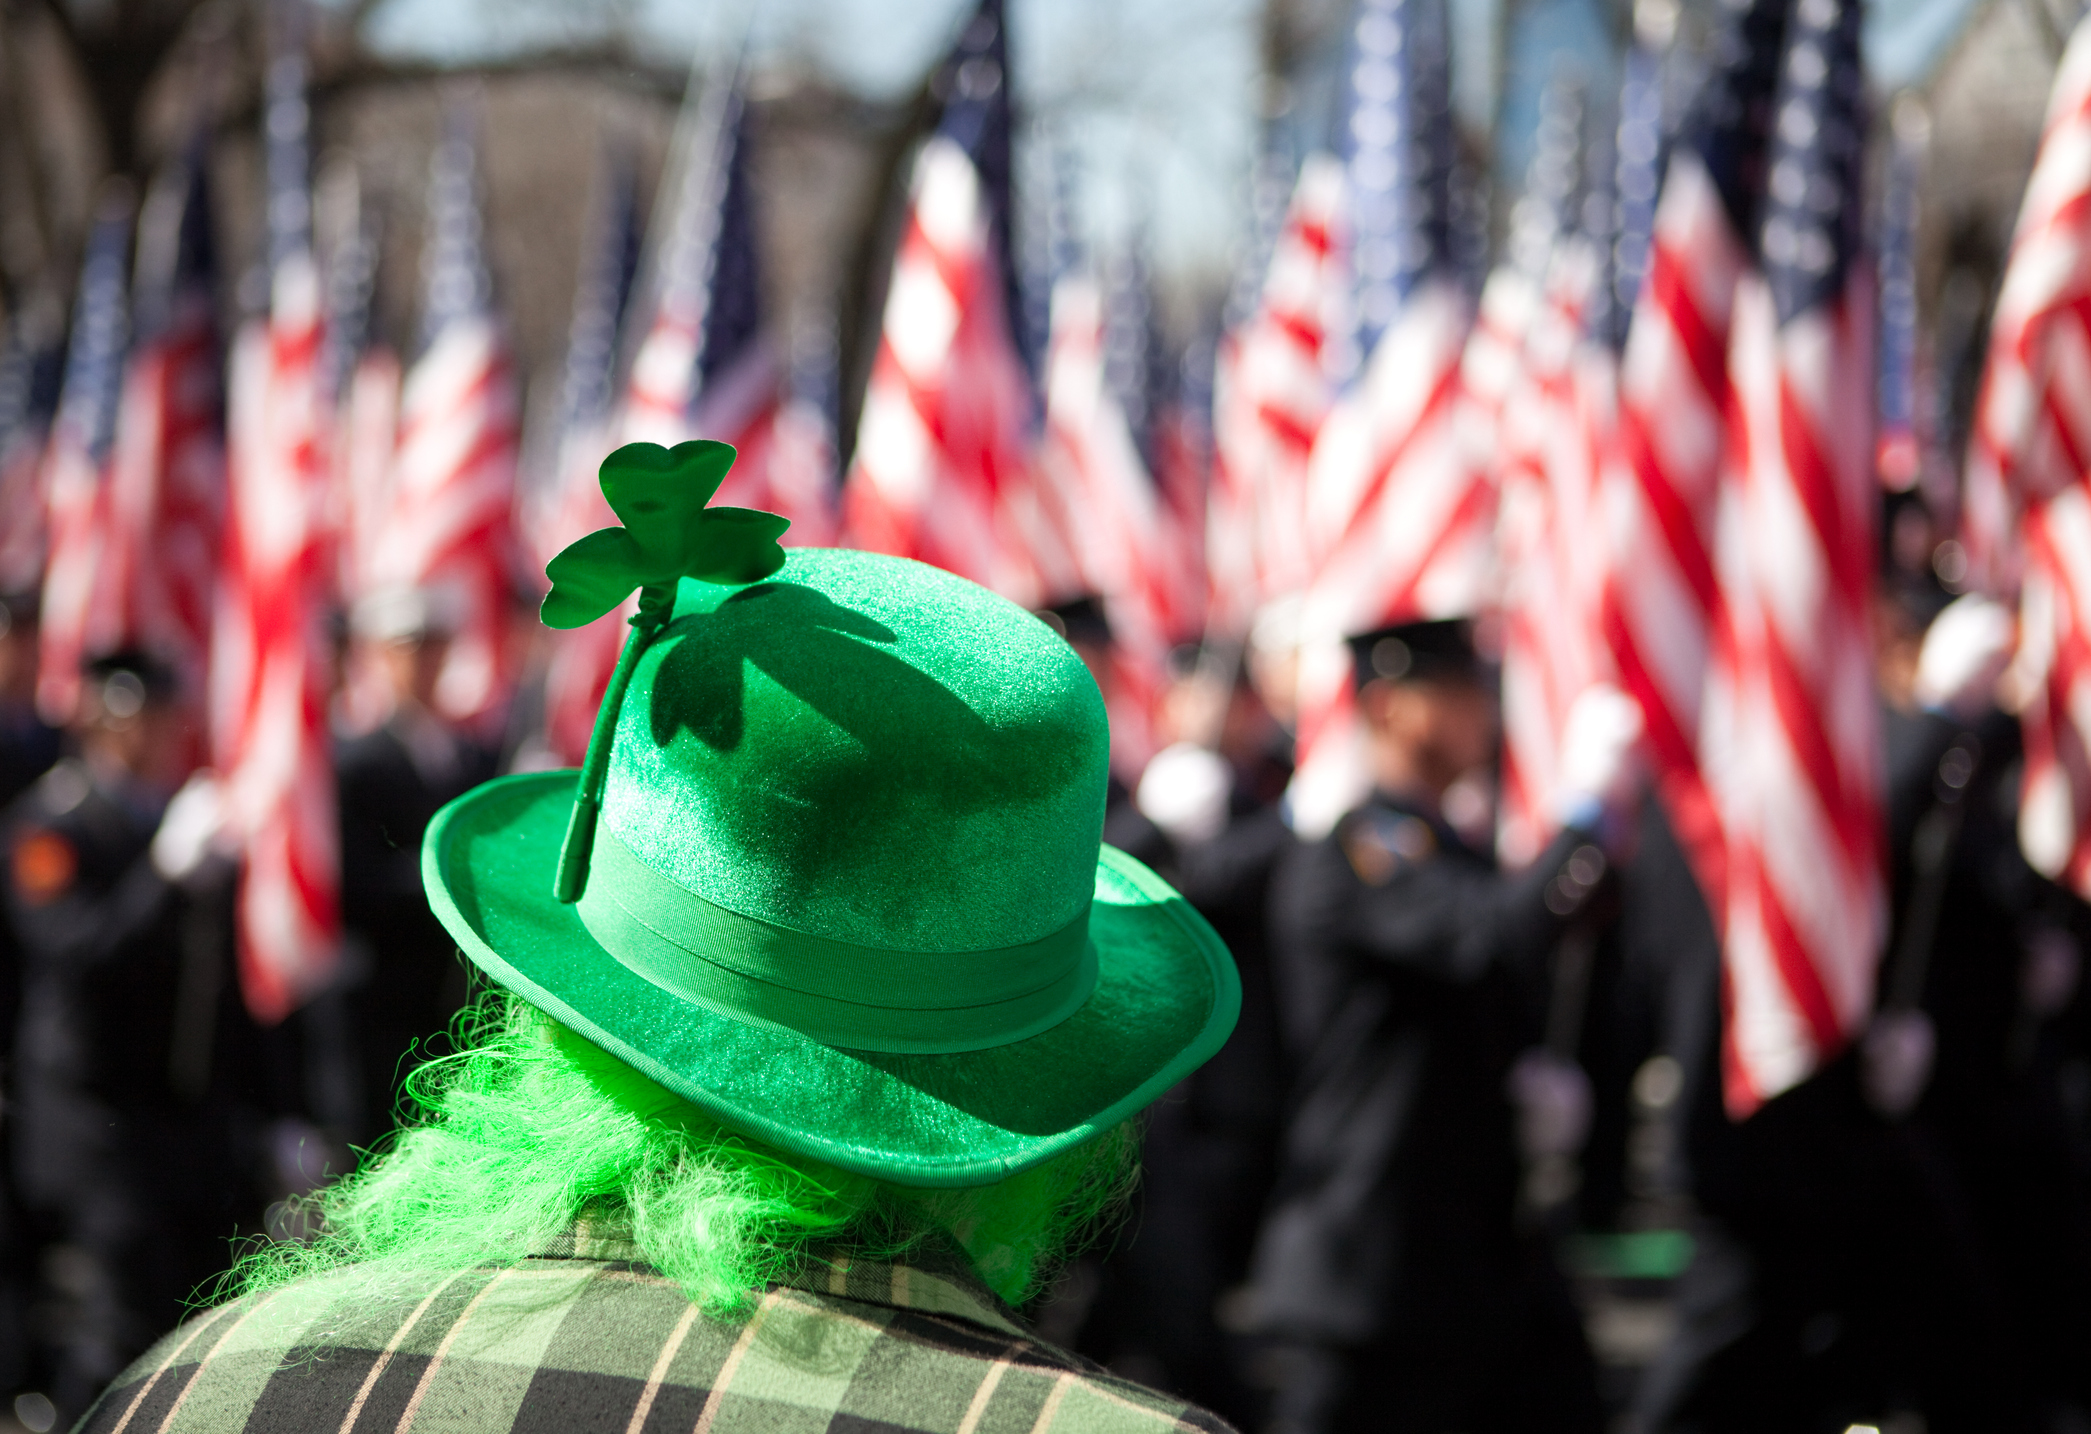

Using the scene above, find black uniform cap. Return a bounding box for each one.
[83,649,180,716]
[1347,618,1489,692]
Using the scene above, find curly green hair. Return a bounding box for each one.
[230,994,1135,1313]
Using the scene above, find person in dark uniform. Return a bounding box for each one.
[1062,643,1297,1426]
[1246,620,1641,1434]
[3,652,262,1424]
[333,586,499,1144]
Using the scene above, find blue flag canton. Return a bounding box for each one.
[420,106,495,348]
[1689,0,1793,243]
[697,90,764,396]
[0,301,65,455]
[1875,116,1922,449]
[320,206,382,403]
[57,204,132,464]
[1604,42,1667,348]
[559,148,642,434]
[1345,0,1456,356]
[1759,0,1864,325]
[932,0,1024,367]
[132,147,217,345]
[1103,237,1166,471]
[264,48,313,275]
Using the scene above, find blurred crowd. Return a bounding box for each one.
[0,519,2079,1434]
[0,580,499,1429]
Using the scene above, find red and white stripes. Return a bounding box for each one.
[1039,273,1175,772]
[1497,239,1612,866]
[103,289,225,705]
[2017,486,2091,893]
[370,314,520,725]
[1974,16,2091,901]
[1964,22,2091,593]
[1208,156,1348,629]
[844,137,1051,603]
[215,257,341,1023]
[1602,154,1750,911]
[1710,269,1883,1112]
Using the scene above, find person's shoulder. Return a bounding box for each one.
[777,1282,1238,1433]
[73,1278,346,1434]
[73,1258,649,1434]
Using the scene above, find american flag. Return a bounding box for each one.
[103,144,224,704]
[1288,0,1481,838]
[214,28,341,1023]
[1208,154,1346,631]
[1493,82,1615,866]
[844,0,1061,603]
[1611,0,1883,1113]
[0,293,65,601]
[1978,18,2091,899]
[365,102,520,728]
[1601,0,1789,925]
[1964,16,2091,595]
[36,189,132,725]
[1039,267,1172,773]
[1710,0,1880,1113]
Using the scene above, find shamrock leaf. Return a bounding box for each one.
[541,440,790,630]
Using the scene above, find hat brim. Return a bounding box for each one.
[423,771,1240,1188]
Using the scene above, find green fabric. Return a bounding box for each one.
[610,550,1107,952]
[81,1231,1236,1434]
[575,822,1098,1053]
[423,547,1240,1186]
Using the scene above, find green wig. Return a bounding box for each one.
[230,994,1135,1314]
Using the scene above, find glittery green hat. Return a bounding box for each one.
[422,441,1238,1187]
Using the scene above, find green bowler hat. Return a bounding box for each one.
[423,441,1239,1188]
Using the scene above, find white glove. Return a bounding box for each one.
[1913,594,2014,721]
[151,772,228,882]
[1136,742,1233,847]
[1554,683,1646,822]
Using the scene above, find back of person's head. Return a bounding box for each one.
[235,995,1134,1313]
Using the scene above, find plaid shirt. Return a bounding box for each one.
[77,1225,1233,1433]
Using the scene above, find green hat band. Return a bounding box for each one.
[573,820,1100,1054]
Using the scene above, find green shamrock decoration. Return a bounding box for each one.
[546,440,790,903]
[542,440,789,630]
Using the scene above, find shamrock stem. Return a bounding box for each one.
[554,600,670,903]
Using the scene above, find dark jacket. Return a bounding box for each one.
[1249,796,1602,1344]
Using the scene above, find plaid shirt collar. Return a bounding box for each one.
[536,1217,1031,1340]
